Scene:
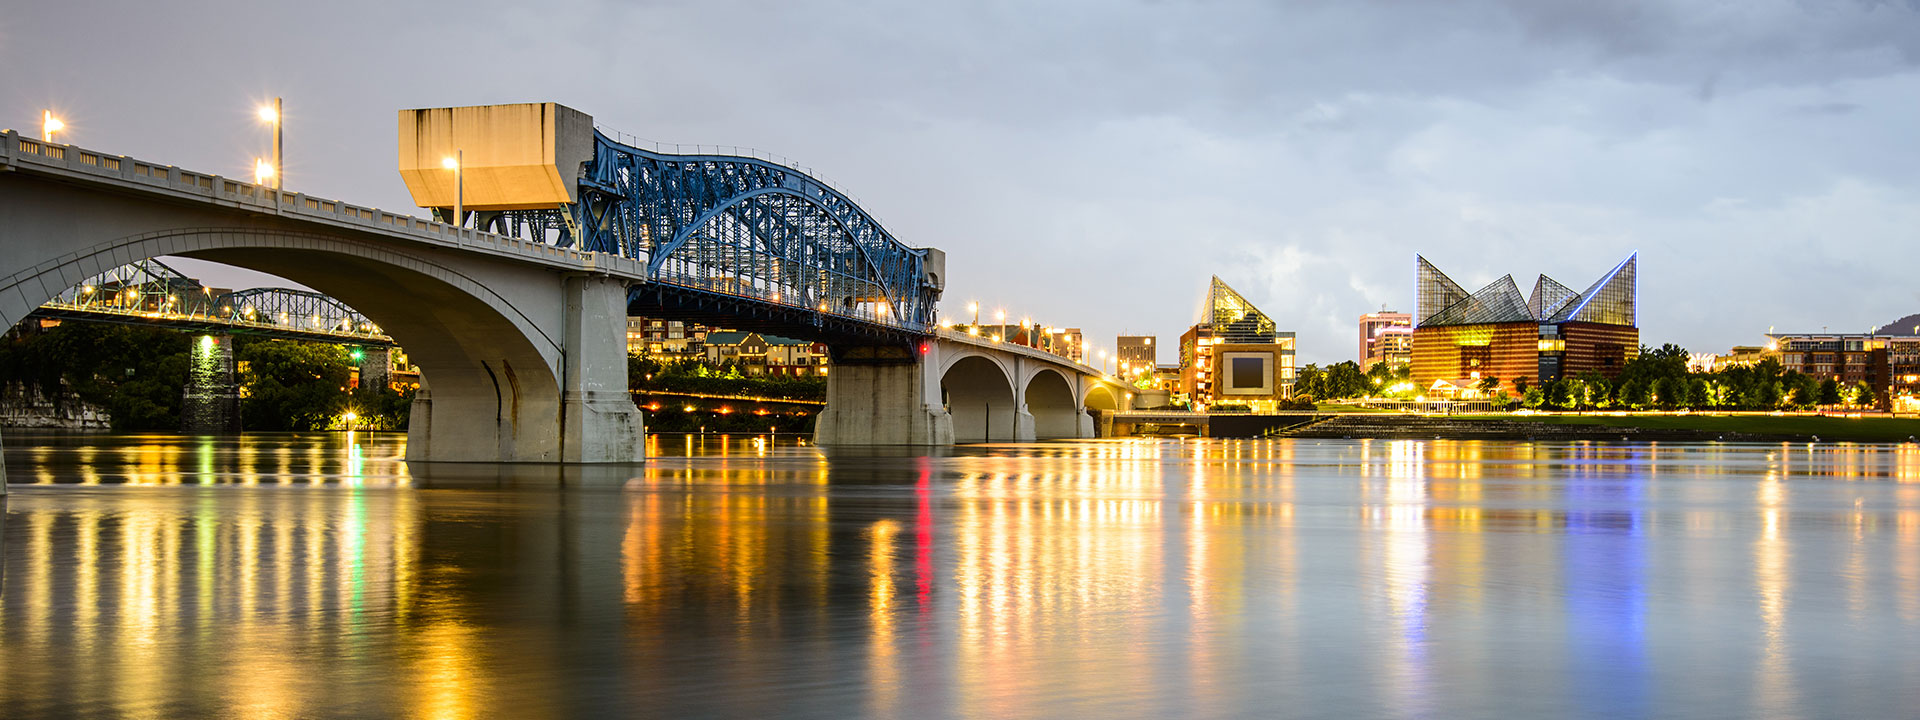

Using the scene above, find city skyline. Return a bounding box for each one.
[5,1,1917,364]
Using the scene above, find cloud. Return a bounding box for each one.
[2,0,1918,365]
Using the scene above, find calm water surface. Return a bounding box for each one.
[3,432,1920,718]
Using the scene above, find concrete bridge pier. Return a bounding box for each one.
[181,333,241,434]
[405,275,643,463]
[557,275,644,462]
[814,348,954,446]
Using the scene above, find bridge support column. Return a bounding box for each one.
[559,276,644,462]
[1077,410,1096,439]
[181,333,241,434]
[814,352,953,446]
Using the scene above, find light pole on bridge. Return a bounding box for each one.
[443,151,464,226]
[257,98,282,190]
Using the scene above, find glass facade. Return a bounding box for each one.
[1206,277,1278,344]
[1416,254,1637,330]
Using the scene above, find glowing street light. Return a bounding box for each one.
[41,110,64,142]
[257,98,282,190]
[967,301,979,327]
[254,157,275,185]
[442,151,464,226]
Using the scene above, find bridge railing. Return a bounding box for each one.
[0,130,648,281]
[2,130,923,337]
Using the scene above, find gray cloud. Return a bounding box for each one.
[4,0,1918,364]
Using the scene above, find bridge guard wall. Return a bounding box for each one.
[814,358,954,446]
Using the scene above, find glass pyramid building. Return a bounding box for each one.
[1417,254,1636,328]
[1204,276,1279,343]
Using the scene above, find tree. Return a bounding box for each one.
[1366,362,1394,394]
[1476,375,1501,396]
[1522,386,1545,409]
[1295,364,1326,400]
[1853,381,1877,408]
[238,339,352,431]
[1817,378,1842,406]
[1323,361,1370,399]
[1544,378,1571,408]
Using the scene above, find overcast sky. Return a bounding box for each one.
[6,0,1918,365]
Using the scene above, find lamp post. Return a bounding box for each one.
[41,110,63,142]
[968,301,979,329]
[995,309,1006,342]
[442,151,464,227]
[258,98,282,190]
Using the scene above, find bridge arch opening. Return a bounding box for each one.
[941,355,1015,443]
[1025,369,1080,440]
[2,227,575,462]
[1084,384,1120,439]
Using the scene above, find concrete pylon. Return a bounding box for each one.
[181,333,241,434]
[814,357,954,446]
[558,275,644,462]
[405,275,644,463]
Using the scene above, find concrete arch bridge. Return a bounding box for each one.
[0,104,1122,479]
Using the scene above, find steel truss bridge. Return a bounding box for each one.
[456,126,942,349]
[29,258,393,345]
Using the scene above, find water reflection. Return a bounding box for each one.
[5,434,1920,717]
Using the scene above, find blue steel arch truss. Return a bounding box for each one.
[486,131,940,342]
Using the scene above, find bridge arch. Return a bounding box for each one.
[1024,368,1080,440]
[940,355,1015,443]
[0,227,578,462]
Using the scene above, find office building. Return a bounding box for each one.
[1358,310,1413,370]
[1179,277,1296,410]
[1116,335,1156,382]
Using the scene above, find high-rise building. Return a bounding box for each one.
[1411,254,1639,398]
[1179,277,1296,410]
[1358,311,1413,369]
[1116,335,1156,381]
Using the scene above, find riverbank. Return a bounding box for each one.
[1275,413,1920,443]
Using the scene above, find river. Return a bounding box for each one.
[3,432,1918,718]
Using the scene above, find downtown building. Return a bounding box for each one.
[1179,277,1296,410]
[1357,310,1413,370]
[1412,254,1638,397]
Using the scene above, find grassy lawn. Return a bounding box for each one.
[1455,414,1920,443]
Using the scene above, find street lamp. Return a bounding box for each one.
[995,309,1006,339]
[442,151,464,226]
[257,98,282,190]
[968,301,979,328]
[41,110,63,142]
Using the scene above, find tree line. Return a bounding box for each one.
[0,323,411,431]
[1295,343,1879,411]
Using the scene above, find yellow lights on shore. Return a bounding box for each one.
[41,110,64,142]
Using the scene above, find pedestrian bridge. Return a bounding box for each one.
[0,104,1123,473]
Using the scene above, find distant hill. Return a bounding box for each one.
[1875,313,1920,336]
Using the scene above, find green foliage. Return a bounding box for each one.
[629,353,826,401]
[1817,378,1841,406]
[1853,381,1877,407]
[1322,361,1370,400]
[1521,386,1544,409]
[1209,403,1252,413]
[0,323,190,430]
[237,338,351,431]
